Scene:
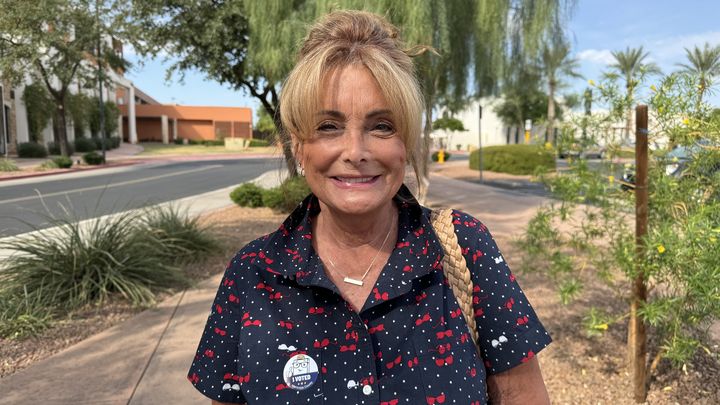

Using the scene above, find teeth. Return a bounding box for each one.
[337,177,374,184]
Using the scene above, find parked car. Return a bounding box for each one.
[620,140,720,191]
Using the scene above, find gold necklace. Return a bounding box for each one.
[324,217,396,286]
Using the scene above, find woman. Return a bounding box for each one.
[189,10,551,405]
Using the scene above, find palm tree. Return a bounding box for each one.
[677,42,720,111]
[539,38,582,143]
[608,46,661,140]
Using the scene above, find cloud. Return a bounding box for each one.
[577,49,615,65]
[649,31,720,63]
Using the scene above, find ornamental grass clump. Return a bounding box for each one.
[0,158,19,172]
[141,204,220,261]
[0,203,218,339]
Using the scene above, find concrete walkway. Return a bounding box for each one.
[0,171,549,404]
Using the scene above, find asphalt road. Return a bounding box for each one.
[0,157,282,237]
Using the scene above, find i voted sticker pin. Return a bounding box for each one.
[283,354,319,390]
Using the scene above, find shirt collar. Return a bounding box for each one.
[255,184,445,306]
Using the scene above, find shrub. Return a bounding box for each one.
[0,209,190,314]
[469,144,555,175]
[0,159,19,172]
[187,138,201,145]
[174,138,184,145]
[230,183,265,207]
[47,141,75,156]
[17,142,48,158]
[141,204,219,262]
[94,136,121,150]
[263,176,311,213]
[74,137,96,153]
[83,151,105,165]
[248,139,270,147]
[37,160,59,171]
[52,156,73,169]
[431,151,452,162]
[0,288,53,339]
[202,139,224,146]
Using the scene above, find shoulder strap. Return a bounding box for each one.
[430,208,480,346]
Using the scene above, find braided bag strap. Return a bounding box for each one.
[430,208,479,346]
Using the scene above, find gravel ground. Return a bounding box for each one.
[1,171,718,404]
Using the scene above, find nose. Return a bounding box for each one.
[342,127,369,163]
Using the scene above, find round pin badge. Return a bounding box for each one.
[283,354,319,390]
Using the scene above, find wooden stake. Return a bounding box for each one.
[629,104,649,402]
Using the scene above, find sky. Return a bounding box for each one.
[124,1,720,120]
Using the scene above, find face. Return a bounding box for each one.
[295,65,406,217]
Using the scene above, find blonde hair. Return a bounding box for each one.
[279,10,424,187]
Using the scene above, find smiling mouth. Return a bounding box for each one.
[332,176,380,184]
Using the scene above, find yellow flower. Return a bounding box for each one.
[593,323,609,331]
[672,156,679,162]
[588,79,596,86]
[650,84,657,92]
[544,142,553,150]
[657,245,666,254]
[608,175,615,183]
[683,117,689,125]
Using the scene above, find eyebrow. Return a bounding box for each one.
[316,109,393,119]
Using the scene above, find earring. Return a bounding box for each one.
[299,165,305,176]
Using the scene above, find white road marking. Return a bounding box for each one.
[0,165,222,205]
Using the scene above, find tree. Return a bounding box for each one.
[606,46,661,140]
[255,108,277,139]
[676,42,720,111]
[494,62,548,139]
[538,37,582,143]
[134,0,574,180]
[0,0,134,156]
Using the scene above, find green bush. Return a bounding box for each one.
[0,203,218,338]
[264,176,311,213]
[174,138,184,145]
[261,187,284,209]
[203,139,224,146]
[52,156,73,169]
[141,204,219,261]
[83,151,105,165]
[431,151,452,162]
[249,139,270,147]
[92,136,120,150]
[230,183,265,207]
[469,144,555,175]
[74,137,96,153]
[47,141,75,156]
[17,142,48,158]
[187,138,201,145]
[0,159,19,172]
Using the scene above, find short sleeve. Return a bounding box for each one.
[454,211,552,374]
[187,252,247,403]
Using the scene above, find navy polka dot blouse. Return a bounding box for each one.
[188,185,551,404]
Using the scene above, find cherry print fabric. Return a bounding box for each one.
[188,185,551,404]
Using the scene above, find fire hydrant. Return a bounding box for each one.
[438,149,445,163]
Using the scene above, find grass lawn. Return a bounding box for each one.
[138,142,278,156]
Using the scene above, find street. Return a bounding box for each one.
[0,157,282,237]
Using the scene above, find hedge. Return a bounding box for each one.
[249,139,270,147]
[230,176,311,213]
[469,144,555,175]
[74,137,97,153]
[83,151,105,165]
[47,141,75,156]
[17,142,48,158]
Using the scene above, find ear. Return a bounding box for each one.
[290,133,303,165]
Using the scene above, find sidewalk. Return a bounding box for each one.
[0,170,549,404]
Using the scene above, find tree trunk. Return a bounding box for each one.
[54,102,69,157]
[547,83,556,144]
[416,100,433,204]
[270,106,298,178]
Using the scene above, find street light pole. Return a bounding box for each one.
[96,0,106,164]
[478,104,483,182]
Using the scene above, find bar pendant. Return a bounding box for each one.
[343,277,364,286]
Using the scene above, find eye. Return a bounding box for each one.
[315,121,342,134]
[372,121,396,137]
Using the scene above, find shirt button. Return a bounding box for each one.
[362,384,373,395]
